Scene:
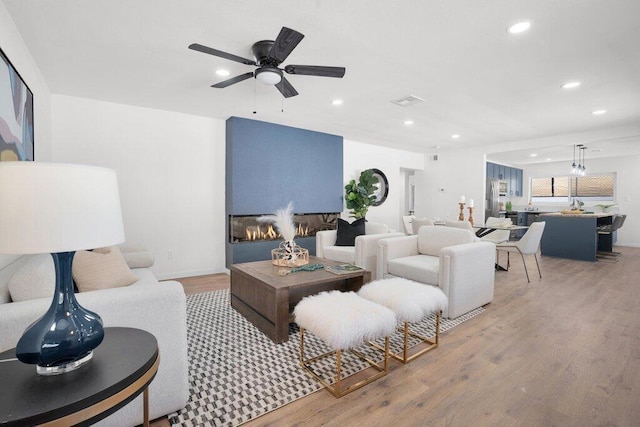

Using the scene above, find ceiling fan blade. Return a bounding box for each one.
[284,65,346,78]
[268,27,305,64]
[275,77,299,98]
[211,72,254,88]
[189,43,256,66]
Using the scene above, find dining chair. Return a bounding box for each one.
[596,214,626,260]
[496,221,546,282]
[444,220,474,232]
[411,218,434,234]
[480,217,512,244]
[402,215,415,235]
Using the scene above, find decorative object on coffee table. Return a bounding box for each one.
[259,202,309,267]
[0,162,125,375]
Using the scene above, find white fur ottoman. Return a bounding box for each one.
[293,290,396,397]
[358,277,447,363]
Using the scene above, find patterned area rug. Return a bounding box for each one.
[168,290,484,426]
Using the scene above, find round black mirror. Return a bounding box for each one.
[371,168,389,206]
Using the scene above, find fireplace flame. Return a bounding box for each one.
[296,223,309,237]
[243,223,309,241]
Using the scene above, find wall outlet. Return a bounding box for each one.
[168,251,173,260]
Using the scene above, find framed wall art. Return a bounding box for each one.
[1,47,34,162]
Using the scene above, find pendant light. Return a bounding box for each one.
[570,144,578,175]
[579,146,587,176]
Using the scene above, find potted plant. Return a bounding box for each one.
[344,169,379,219]
[595,203,616,213]
[505,200,513,212]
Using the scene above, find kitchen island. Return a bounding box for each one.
[539,212,614,261]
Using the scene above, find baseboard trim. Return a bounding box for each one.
[156,268,229,281]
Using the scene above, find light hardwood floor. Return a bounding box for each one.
[153,246,640,426]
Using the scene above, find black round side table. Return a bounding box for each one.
[0,327,159,427]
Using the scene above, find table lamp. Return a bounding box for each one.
[0,162,125,375]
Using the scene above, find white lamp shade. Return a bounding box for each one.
[0,162,125,254]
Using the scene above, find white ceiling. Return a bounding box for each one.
[4,0,640,158]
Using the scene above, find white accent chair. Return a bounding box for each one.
[480,217,512,244]
[316,222,403,280]
[496,221,546,283]
[377,226,495,319]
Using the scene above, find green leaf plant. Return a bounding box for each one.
[344,169,379,219]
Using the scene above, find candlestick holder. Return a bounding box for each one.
[468,207,474,226]
[458,203,465,221]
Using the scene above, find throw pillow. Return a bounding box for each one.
[335,218,366,246]
[8,254,55,302]
[73,246,139,292]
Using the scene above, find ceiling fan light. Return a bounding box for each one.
[255,66,282,85]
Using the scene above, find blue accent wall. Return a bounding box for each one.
[226,117,343,215]
[225,117,343,266]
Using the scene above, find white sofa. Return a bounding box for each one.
[316,222,404,280]
[377,226,495,318]
[0,250,189,427]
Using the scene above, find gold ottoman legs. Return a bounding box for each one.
[299,327,390,398]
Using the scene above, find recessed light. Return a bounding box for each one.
[331,99,344,106]
[545,158,552,161]
[592,109,607,115]
[507,21,531,34]
[404,120,414,125]
[562,81,582,89]
[530,153,538,157]
[216,69,230,77]
[451,134,460,139]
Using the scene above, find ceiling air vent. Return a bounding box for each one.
[391,95,425,107]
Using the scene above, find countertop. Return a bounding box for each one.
[504,210,545,214]
[539,212,613,218]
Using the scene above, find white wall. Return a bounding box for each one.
[524,155,639,247]
[50,95,227,279]
[414,147,487,223]
[343,140,424,232]
[0,3,53,270]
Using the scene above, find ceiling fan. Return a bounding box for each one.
[189,26,346,98]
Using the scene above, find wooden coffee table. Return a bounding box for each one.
[230,256,371,343]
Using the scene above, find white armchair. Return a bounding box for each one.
[316,222,403,280]
[377,226,495,318]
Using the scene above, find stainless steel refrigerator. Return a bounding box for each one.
[485,179,500,222]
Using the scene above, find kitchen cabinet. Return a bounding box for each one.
[486,162,523,197]
[487,162,496,180]
[515,169,523,196]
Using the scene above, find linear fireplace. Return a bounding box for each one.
[229,213,339,243]
[225,116,344,266]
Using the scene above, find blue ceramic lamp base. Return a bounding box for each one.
[15,252,104,376]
